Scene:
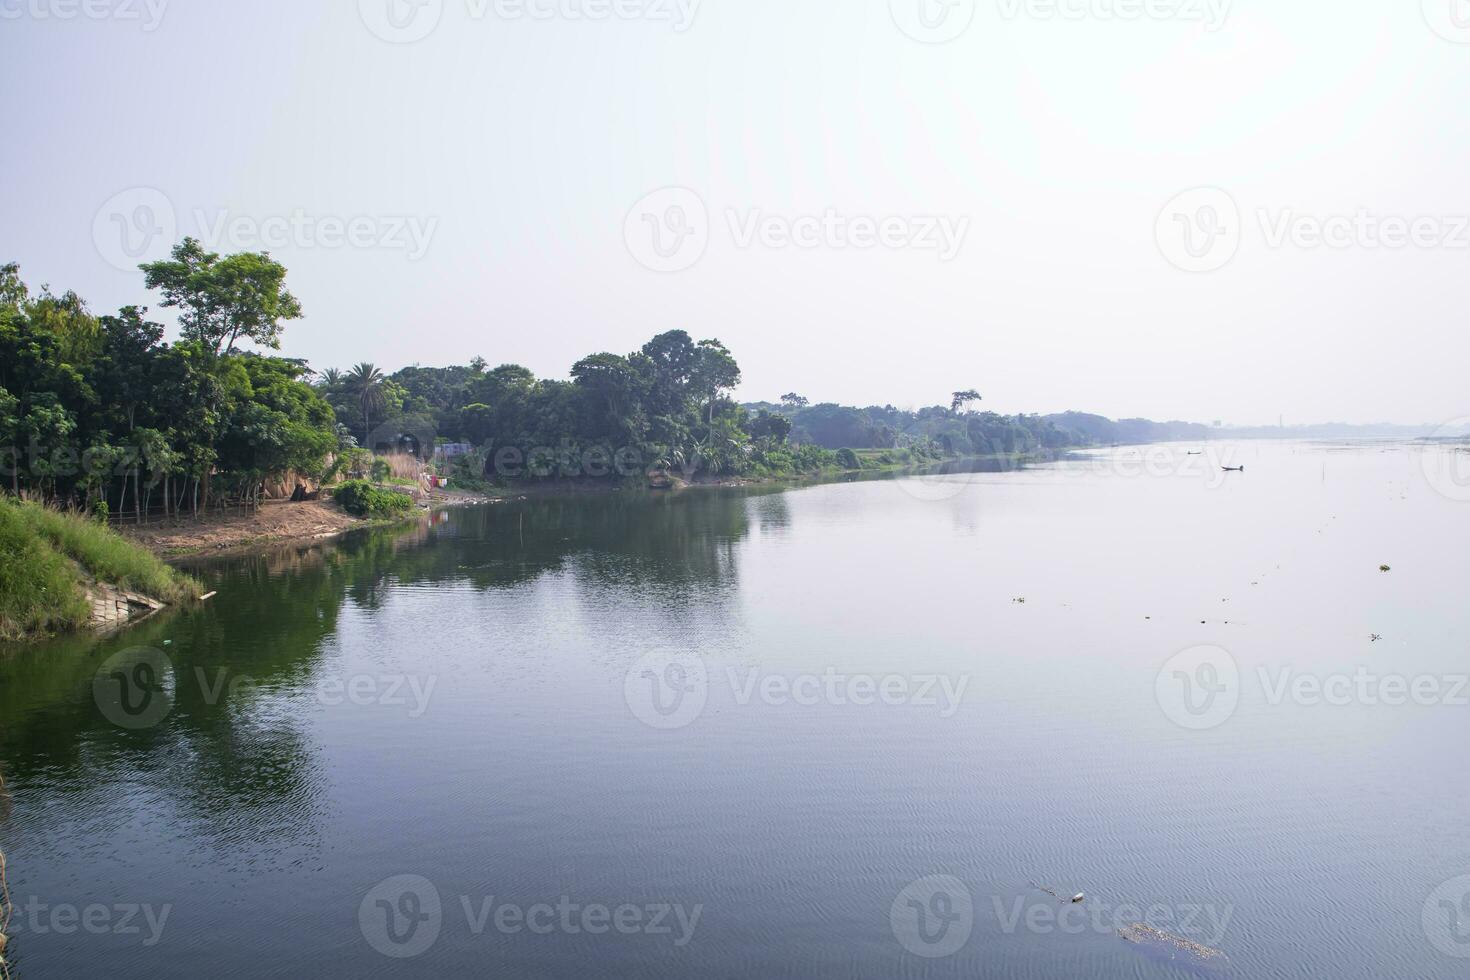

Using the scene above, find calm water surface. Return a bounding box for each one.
[2,441,1468,978]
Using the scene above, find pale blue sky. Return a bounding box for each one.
[4,0,1468,425]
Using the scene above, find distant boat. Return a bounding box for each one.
[1222,466,1245,473]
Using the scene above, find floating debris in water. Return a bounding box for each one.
[1370,634,1382,643]
[1118,922,1229,973]
[1379,565,1392,572]
[1029,881,1083,904]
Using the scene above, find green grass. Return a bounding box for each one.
[0,498,196,641]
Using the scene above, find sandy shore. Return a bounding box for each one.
[119,499,385,558]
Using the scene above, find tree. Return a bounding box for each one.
[16,394,75,499]
[747,409,792,444]
[572,352,647,442]
[140,238,303,357]
[690,339,741,424]
[951,389,982,414]
[346,363,386,447]
[0,262,27,310]
[25,287,100,364]
[460,403,495,446]
[639,330,700,421]
[780,393,809,410]
[0,385,18,494]
[94,307,164,435]
[795,403,872,449]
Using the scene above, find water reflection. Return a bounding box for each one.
[0,486,780,806]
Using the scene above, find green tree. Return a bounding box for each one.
[140,238,303,357]
[346,363,386,446]
[0,386,18,494]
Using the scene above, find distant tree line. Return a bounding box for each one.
[2,239,1118,518]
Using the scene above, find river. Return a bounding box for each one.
[1,440,1467,978]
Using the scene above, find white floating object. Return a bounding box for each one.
[1071,893,1085,903]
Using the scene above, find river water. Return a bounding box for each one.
[1,440,1468,979]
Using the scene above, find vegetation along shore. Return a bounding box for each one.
[1,238,1219,641]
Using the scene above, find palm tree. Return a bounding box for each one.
[319,367,343,388]
[346,363,386,447]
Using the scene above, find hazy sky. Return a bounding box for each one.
[4,0,1468,425]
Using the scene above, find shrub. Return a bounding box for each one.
[333,480,414,518]
[793,445,837,471]
[836,448,861,470]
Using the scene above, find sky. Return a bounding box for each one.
[3,0,1468,426]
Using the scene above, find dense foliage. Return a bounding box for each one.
[0,242,337,518]
[333,480,415,518]
[2,239,1088,517]
[743,400,1074,458]
[312,348,1079,485]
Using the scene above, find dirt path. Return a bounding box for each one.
[120,500,376,557]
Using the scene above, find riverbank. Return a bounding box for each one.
[0,498,197,642]
[118,498,425,559]
[119,450,1052,562]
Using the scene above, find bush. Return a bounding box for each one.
[835,448,861,470]
[333,480,414,518]
[370,457,392,482]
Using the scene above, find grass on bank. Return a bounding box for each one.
[0,497,196,641]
